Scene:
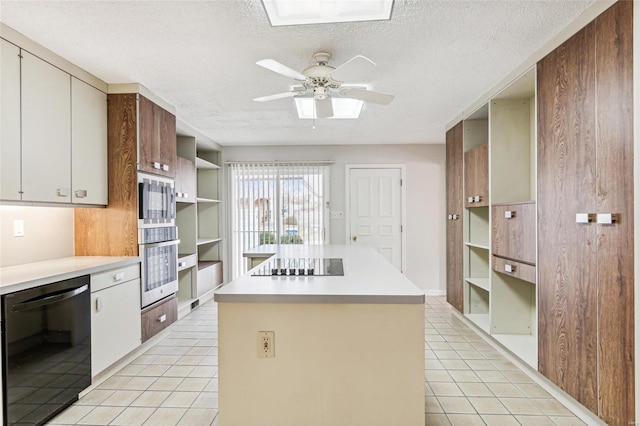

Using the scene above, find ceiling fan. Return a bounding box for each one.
[253,52,395,119]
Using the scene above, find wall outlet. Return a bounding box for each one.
[330,210,344,219]
[13,219,24,237]
[257,331,275,358]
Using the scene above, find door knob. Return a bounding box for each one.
[352,236,357,242]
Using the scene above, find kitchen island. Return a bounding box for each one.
[214,244,425,426]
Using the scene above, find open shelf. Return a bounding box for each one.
[493,333,537,368]
[465,313,491,333]
[196,157,220,170]
[197,237,222,246]
[196,197,221,203]
[199,260,222,270]
[465,242,490,250]
[465,277,490,292]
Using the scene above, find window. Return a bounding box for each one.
[228,162,331,279]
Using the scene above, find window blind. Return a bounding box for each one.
[228,161,330,279]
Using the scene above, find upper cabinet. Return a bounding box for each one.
[138,95,176,179]
[0,39,107,205]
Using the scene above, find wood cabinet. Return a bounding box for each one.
[445,122,463,312]
[463,142,488,208]
[91,264,141,376]
[0,40,107,205]
[491,202,535,265]
[141,294,178,343]
[138,95,176,179]
[537,2,634,423]
[176,156,197,203]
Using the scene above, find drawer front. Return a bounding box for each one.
[492,203,535,264]
[92,263,140,293]
[492,256,536,284]
[197,262,223,297]
[178,254,197,271]
[141,294,177,343]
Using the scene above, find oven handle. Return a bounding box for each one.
[140,239,181,249]
[12,284,89,312]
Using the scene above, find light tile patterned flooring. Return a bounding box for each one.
[46,296,586,425]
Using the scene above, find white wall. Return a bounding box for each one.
[223,144,446,294]
[0,206,74,267]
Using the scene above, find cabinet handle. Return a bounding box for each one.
[57,188,70,197]
[178,262,186,268]
[75,189,87,198]
[113,272,124,282]
[95,296,103,313]
[183,193,188,199]
[162,164,169,172]
[153,161,161,169]
[474,195,481,203]
[452,214,458,220]
[597,213,618,225]
[504,264,516,273]
[576,213,595,224]
[158,314,167,323]
[176,192,182,198]
[468,197,474,203]
[448,214,453,220]
[504,211,515,219]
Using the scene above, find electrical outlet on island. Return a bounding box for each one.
[257,331,275,358]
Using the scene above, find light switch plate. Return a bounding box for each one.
[13,219,24,237]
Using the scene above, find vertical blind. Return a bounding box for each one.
[227,161,331,279]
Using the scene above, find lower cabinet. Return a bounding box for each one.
[91,265,142,376]
[141,294,178,343]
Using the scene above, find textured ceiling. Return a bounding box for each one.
[0,0,593,146]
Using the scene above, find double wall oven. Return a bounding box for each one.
[138,173,179,308]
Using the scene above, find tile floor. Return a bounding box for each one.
[46,296,587,425]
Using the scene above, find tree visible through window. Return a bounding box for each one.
[229,162,330,278]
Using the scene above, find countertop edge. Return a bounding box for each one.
[214,293,425,304]
[0,257,141,296]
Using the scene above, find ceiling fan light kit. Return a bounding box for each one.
[261,0,394,27]
[254,51,395,120]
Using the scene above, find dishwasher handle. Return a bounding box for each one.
[12,284,89,312]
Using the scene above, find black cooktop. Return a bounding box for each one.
[251,258,344,277]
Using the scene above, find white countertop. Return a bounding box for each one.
[215,244,424,304]
[0,256,140,295]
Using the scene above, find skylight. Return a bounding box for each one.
[261,0,394,26]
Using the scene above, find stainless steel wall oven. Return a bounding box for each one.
[139,226,179,308]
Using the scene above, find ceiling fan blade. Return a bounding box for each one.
[315,97,334,119]
[253,91,297,102]
[256,59,307,81]
[330,55,376,82]
[341,87,395,105]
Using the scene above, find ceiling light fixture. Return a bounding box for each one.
[294,97,364,119]
[261,0,394,26]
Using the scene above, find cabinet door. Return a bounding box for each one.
[91,278,142,375]
[445,122,463,312]
[0,40,21,201]
[159,106,177,178]
[473,143,489,207]
[492,203,535,264]
[537,23,598,414]
[71,77,108,205]
[21,50,71,202]
[177,156,197,203]
[463,147,476,208]
[594,1,634,422]
[138,95,160,175]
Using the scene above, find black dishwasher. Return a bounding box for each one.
[2,275,91,426]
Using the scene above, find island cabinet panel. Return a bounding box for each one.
[537,1,634,423]
[491,202,535,265]
[445,122,464,312]
[464,142,489,208]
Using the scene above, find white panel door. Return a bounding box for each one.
[349,168,402,270]
[71,77,108,205]
[21,50,71,202]
[1,40,22,201]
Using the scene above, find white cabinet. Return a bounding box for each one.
[21,50,72,203]
[72,77,108,205]
[91,264,141,376]
[0,42,107,205]
[0,39,21,201]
